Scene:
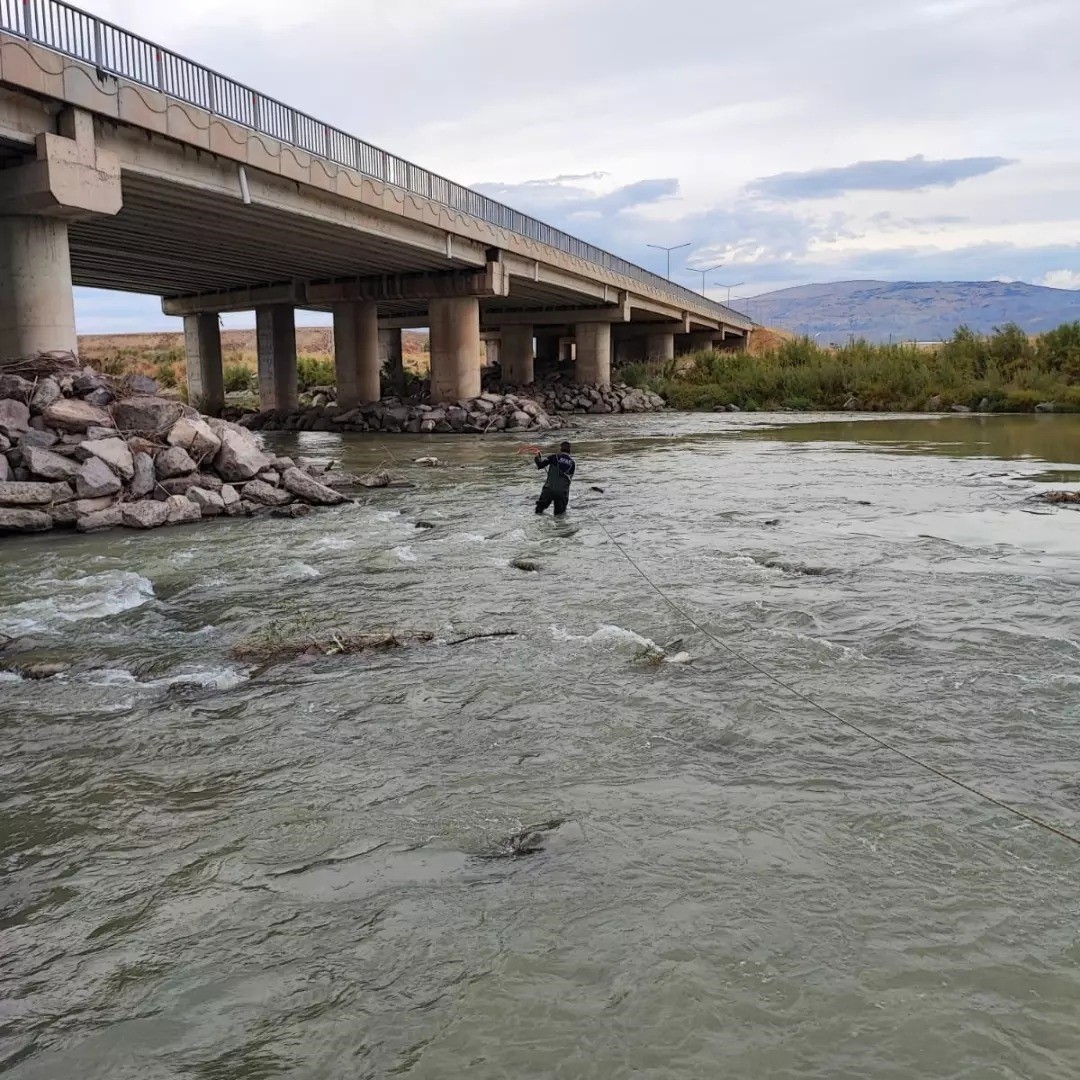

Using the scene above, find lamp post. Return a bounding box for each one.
[713,281,744,305]
[647,242,691,280]
[687,263,723,295]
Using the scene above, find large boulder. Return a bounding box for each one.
[155,445,198,479]
[126,374,159,396]
[81,437,135,481]
[241,479,292,507]
[130,452,156,498]
[112,396,185,435]
[165,494,202,524]
[167,417,222,460]
[155,473,223,497]
[0,399,31,440]
[76,506,123,533]
[29,377,62,413]
[75,457,123,499]
[0,508,52,533]
[0,374,33,400]
[220,484,241,509]
[51,495,115,526]
[0,481,56,507]
[43,399,113,434]
[18,428,60,450]
[188,487,225,517]
[282,467,348,506]
[23,446,81,482]
[122,501,170,529]
[214,427,271,482]
[0,456,9,483]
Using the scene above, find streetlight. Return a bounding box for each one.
[687,262,723,295]
[647,241,691,280]
[712,281,744,305]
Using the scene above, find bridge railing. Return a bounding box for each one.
[0,0,749,326]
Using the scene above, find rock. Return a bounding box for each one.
[0,508,52,533]
[23,446,81,481]
[282,467,348,505]
[260,470,281,487]
[29,377,62,412]
[155,445,198,479]
[0,456,9,483]
[978,397,992,413]
[843,397,859,411]
[188,487,225,517]
[271,456,296,471]
[155,473,223,497]
[17,428,60,450]
[214,427,272,482]
[241,479,291,506]
[0,374,33,400]
[0,481,56,507]
[927,395,943,411]
[75,457,123,499]
[81,437,135,480]
[0,399,31,440]
[73,371,109,397]
[165,494,202,525]
[415,520,435,530]
[113,396,186,435]
[511,558,540,572]
[126,436,157,457]
[420,419,437,433]
[130,452,155,498]
[19,662,69,680]
[51,495,116,525]
[510,411,532,429]
[224,499,249,517]
[76,506,123,533]
[121,500,170,529]
[126,374,159,396]
[83,387,115,407]
[43,399,113,434]
[1035,401,1059,413]
[270,503,313,519]
[358,470,391,489]
[220,484,241,508]
[167,417,222,460]
[951,404,972,413]
[312,393,329,407]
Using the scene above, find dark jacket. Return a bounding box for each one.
[535,452,576,495]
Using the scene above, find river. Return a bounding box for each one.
[2,411,1079,1079]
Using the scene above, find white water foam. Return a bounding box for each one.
[311,536,358,552]
[0,571,155,637]
[84,666,250,691]
[281,561,321,580]
[375,510,402,523]
[551,624,690,663]
[762,628,865,661]
[393,545,419,563]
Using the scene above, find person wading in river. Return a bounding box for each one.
[532,441,576,516]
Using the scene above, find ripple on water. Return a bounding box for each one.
[0,570,154,637]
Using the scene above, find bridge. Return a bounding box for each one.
[0,0,752,414]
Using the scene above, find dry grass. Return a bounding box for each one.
[232,627,435,666]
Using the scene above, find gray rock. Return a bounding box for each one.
[259,470,281,487]
[43,399,113,433]
[82,437,135,481]
[188,487,225,516]
[130,452,156,498]
[0,480,56,507]
[122,500,170,529]
[165,495,202,525]
[73,371,109,396]
[167,417,222,460]
[113,396,186,435]
[270,503,313,519]
[282,467,348,505]
[18,662,69,680]
[727,404,742,413]
[214,427,272,482]
[84,425,118,442]
[76,506,123,533]
[23,446,82,481]
[0,374,33,400]
[51,495,116,526]
[83,387,115,407]
[224,500,250,517]
[29,377,62,412]
[126,374,159,396]
[358,470,391,489]
[155,473,223,497]
[241,479,293,506]
[220,484,241,508]
[0,433,8,452]
[843,397,859,411]
[0,399,31,440]
[509,411,532,429]
[17,428,60,450]
[1035,401,1059,413]
[511,558,540,572]
[978,397,992,413]
[951,403,972,413]
[0,507,52,532]
[75,457,123,499]
[420,419,436,433]
[155,445,198,479]
[0,455,9,483]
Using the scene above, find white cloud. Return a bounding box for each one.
[1040,270,1080,290]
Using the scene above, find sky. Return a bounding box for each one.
[69,0,1080,332]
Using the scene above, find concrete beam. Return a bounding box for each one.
[256,305,298,411]
[333,300,380,407]
[163,282,304,316]
[309,262,509,305]
[575,322,611,387]
[183,313,224,416]
[429,296,480,402]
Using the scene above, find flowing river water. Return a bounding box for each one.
[2,411,1079,1079]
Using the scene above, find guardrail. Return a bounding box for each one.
[0,0,750,326]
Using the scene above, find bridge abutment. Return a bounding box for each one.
[429,297,481,402]
[333,300,380,408]
[183,313,225,416]
[256,306,299,412]
[574,322,612,387]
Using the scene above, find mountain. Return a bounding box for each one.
[744,280,1080,343]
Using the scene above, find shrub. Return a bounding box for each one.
[297,355,334,390]
[223,363,255,393]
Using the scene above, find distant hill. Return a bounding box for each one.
[744,280,1080,343]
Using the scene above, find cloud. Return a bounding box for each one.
[1039,269,1080,290]
[747,155,1017,200]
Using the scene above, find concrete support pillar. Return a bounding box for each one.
[0,216,77,359]
[378,328,405,396]
[256,306,298,411]
[183,313,224,416]
[501,325,535,385]
[645,331,676,363]
[536,334,560,368]
[428,296,481,402]
[575,322,611,386]
[332,300,380,408]
[686,330,719,352]
[483,336,501,370]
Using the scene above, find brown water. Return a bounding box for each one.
[2,412,1079,1079]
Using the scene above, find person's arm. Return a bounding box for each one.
[535,454,551,469]
[565,458,576,481]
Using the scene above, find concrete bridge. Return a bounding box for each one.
[0,0,752,414]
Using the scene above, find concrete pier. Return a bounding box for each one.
[575,322,611,386]
[429,297,481,402]
[645,331,675,363]
[0,217,77,359]
[332,300,380,408]
[378,328,405,396]
[183,312,224,415]
[256,306,298,411]
[501,325,535,385]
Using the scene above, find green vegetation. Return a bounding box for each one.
[639,323,1080,413]
[223,362,255,392]
[297,355,335,390]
